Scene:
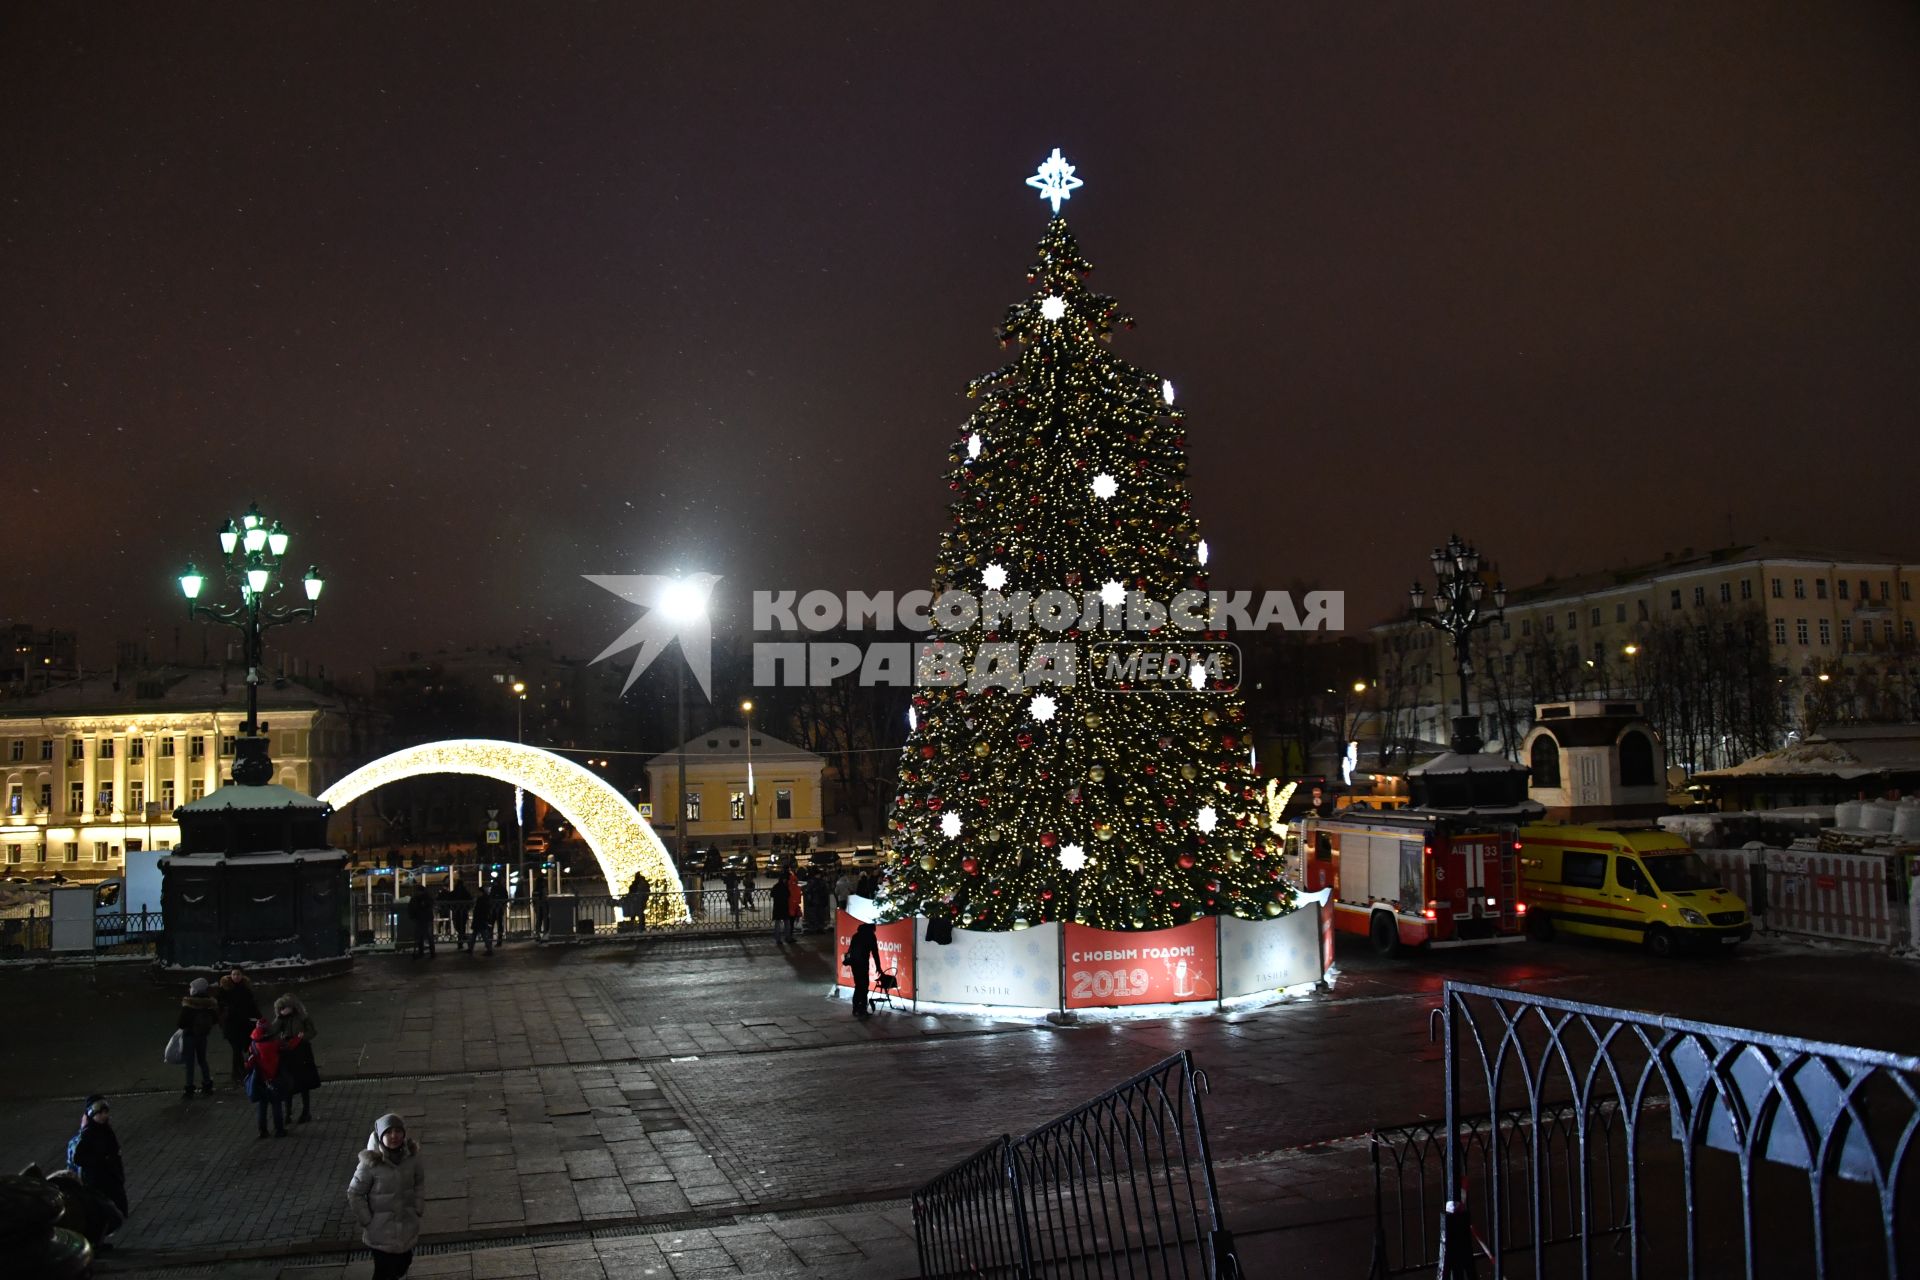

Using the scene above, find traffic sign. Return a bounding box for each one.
[638,803,654,819]
[486,829,502,844]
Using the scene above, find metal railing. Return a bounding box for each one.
[913,1050,1238,1279]
[351,887,778,946]
[1430,980,1920,1279]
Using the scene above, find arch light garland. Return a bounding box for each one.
[318,738,688,925]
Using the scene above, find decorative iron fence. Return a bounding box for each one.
[351,887,777,946]
[1430,980,1920,1279]
[913,1050,1238,1279]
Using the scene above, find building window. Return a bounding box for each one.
[1796,618,1809,645]
[1592,641,1604,663]
[1521,619,1532,637]
[1692,586,1705,606]
[63,842,79,864]
[220,735,237,756]
[1637,599,1649,621]
[1567,610,1578,630]
[1773,619,1787,646]
[1530,735,1562,788]
[93,842,111,864]
[190,779,206,801]
[1886,621,1897,643]
[1771,578,1782,598]
[775,788,793,820]
[1907,620,1916,643]
[1590,606,1601,626]
[1740,579,1752,600]
[1859,579,1870,600]
[5,844,18,865]
[190,736,206,760]
[39,739,53,760]
[684,792,701,822]
[160,780,176,809]
[1619,731,1657,787]
[1719,583,1731,603]
[1793,578,1805,599]
[1902,581,1912,602]
[99,739,114,760]
[1669,589,1682,610]
[1815,578,1828,599]
[160,737,176,758]
[1838,579,1850,600]
[1880,581,1891,601]
[38,783,51,812]
[1615,603,1626,622]
[1842,619,1853,648]
[130,738,144,760]
[129,781,145,814]
[97,782,114,815]
[6,785,19,816]
[70,739,85,762]
[69,782,84,813]
[729,790,748,821]
[1500,621,1510,640]
[1818,619,1831,646]
[7,740,20,762]
[1544,614,1555,633]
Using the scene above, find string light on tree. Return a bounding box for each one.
[882,152,1293,932]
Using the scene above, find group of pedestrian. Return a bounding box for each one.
[57,1093,427,1275]
[769,865,803,943]
[166,970,323,1138]
[405,873,520,957]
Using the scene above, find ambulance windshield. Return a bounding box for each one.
[1643,853,1720,893]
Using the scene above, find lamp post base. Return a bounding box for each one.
[1449,715,1485,755]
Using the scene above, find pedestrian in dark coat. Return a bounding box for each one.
[177,977,219,1097]
[466,890,495,955]
[271,993,321,1123]
[843,921,880,1018]
[486,875,509,945]
[347,1113,427,1280]
[407,883,436,958]
[784,868,803,940]
[531,876,549,937]
[855,871,877,899]
[66,1095,128,1223]
[446,880,473,943]
[216,968,261,1083]
[770,872,793,943]
[625,873,651,930]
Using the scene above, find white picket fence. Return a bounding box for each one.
[1697,846,1907,947]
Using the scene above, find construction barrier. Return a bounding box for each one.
[1760,847,1900,946]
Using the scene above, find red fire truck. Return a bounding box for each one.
[1294,807,1528,955]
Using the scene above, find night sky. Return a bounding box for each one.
[6,4,1918,679]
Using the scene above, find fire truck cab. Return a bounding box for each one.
[1293,748,1540,956]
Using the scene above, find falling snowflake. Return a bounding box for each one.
[1058,843,1088,872]
[1030,693,1058,723]
[1100,580,1126,608]
[1025,147,1085,214]
[941,811,963,839]
[1040,295,1067,321]
[1091,473,1117,500]
[1196,805,1218,834]
[982,563,1008,591]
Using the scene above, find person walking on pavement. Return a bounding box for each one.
[625,872,651,930]
[216,968,261,1084]
[177,977,219,1098]
[843,920,881,1019]
[466,888,496,955]
[446,879,473,947]
[347,1113,427,1280]
[770,868,794,943]
[65,1095,128,1242]
[532,874,549,938]
[855,870,877,900]
[833,869,854,911]
[486,874,509,945]
[722,866,741,921]
[271,994,321,1123]
[244,1019,297,1138]
[407,881,436,958]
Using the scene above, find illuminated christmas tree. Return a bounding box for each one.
[881,152,1294,932]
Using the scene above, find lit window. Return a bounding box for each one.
[97,783,113,815]
[6,785,19,816]
[729,790,748,821]
[684,792,702,822]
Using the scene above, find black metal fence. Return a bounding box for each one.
[913,1050,1238,1279]
[1418,980,1920,1279]
[351,887,779,946]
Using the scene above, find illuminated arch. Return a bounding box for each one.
[318,738,688,924]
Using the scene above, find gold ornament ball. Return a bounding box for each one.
[1180,763,1198,781]
[1083,713,1103,728]
[1094,824,1114,841]
[1088,765,1107,782]
[1264,901,1283,917]
[919,855,937,871]
[1202,709,1218,725]
[974,741,992,758]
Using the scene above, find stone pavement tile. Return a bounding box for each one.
[410,1257,477,1278]
[470,1247,538,1279]
[660,1245,742,1276]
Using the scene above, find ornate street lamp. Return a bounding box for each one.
[1408,532,1506,754]
[177,501,325,784]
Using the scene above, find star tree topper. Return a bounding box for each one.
[1026,147,1084,214]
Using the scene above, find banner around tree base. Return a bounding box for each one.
[835,888,1331,1015]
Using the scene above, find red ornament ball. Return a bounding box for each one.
[961,857,980,875]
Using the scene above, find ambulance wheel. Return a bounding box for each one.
[1370,911,1401,958]
[1527,911,1555,942]
[1645,926,1674,958]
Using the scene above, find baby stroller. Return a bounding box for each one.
[870,956,901,1012]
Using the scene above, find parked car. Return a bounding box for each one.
[807,851,842,872]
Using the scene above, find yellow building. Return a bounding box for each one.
[0,667,351,880]
[644,726,826,857]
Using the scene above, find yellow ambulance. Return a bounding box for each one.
[1517,825,1751,955]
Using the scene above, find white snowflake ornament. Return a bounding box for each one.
[1040,295,1068,321]
[1030,693,1058,723]
[1091,473,1117,500]
[1100,580,1126,608]
[1196,805,1218,834]
[967,433,982,460]
[1058,843,1088,872]
[982,563,1008,591]
[940,811,963,839]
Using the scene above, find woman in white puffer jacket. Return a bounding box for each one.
[346,1113,426,1278]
